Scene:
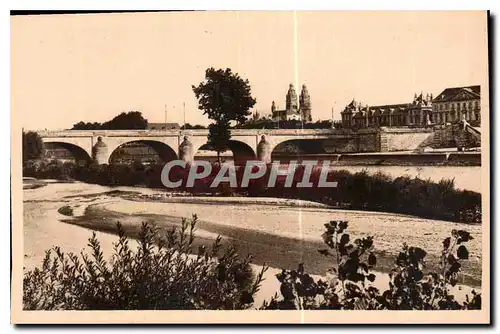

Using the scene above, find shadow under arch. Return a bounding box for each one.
[271,139,328,161]
[194,140,256,165]
[109,140,178,164]
[44,141,92,164]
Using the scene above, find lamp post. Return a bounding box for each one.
[165,104,171,130]
[183,102,186,129]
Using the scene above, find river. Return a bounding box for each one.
[329,165,482,193]
[23,177,482,306]
[193,158,481,193]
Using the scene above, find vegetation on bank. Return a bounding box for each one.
[22,131,45,164]
[24,216,264,310]
[24,216,481,310]
[23,160,481,224]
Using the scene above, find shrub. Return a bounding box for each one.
[23,215,266,310]
[57,205,74,216]
[23,215,481,311]
[261,221,481,310]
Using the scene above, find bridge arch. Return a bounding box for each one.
[194,139,256,165]
[44,141,92,164]
[108,140,178,164]
[271,139,328,161]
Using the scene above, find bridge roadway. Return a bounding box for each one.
[37,128,361,164]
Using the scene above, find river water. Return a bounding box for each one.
[329,165,482,193]
[23,171,483,307]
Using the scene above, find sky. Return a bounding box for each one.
[11,11,489,131]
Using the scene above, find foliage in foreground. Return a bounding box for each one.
[24,215,481,311]
[24,215,266,310]
[262,221,481,310]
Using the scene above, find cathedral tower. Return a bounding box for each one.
[285,84,299,114]
[299,84,312,122]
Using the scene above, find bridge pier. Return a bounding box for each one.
[92,137,109,164]
[256,135,272,163]
[179,136,194,164]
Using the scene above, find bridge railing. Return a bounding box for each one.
[36,128,349,137]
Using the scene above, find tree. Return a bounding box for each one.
[71,121,102,130]
[192,68,256,162]
[23,131,45,163]
[71,111,148,130]
[181,123,207,130]
[101,111,148,130]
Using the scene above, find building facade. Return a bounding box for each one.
[340,92,433,129]
[340,85,481,129]
[431,86,480,125]
[272,84,312,122]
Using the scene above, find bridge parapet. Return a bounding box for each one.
[37,128,350,138]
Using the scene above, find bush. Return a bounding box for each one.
[57,205,74,216]
[23,215,266,310]
[261,221,481,310]
[24,215,481,311]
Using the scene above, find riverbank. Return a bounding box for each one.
[23,181,482,289]
[23,160,482,224]
[273,151,481,167]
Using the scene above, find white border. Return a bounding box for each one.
[4,1,499,332]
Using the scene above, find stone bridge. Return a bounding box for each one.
[37,128,360,164]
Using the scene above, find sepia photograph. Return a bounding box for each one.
[10,10,490,324]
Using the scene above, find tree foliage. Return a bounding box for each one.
[192,68,256,161]
[262,221,481,310]
[71,122,102,130]
[22,131,45,163]
[24,216,481,311]
[101,111,148,130]
[71,111,148,130]
[181,123,207,130]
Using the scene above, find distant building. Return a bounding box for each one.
[271,84,312,122]
[431,85,480,125]
[340,92,433,128]
[147,122,180,130]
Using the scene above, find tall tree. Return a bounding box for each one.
[23,131,45,163]
[192,68,256,162]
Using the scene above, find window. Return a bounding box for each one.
[475,101,479,109]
